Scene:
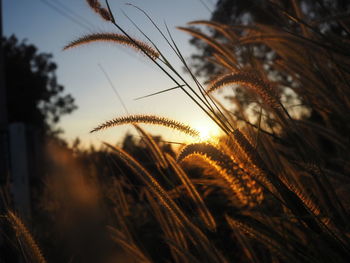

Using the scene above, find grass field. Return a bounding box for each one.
[3,0,350,262]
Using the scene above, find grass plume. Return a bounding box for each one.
[165,153,217,231]
[63,33,159,59]
[178,143,263,207]
[208,72,281,109]
[7,211,46,263]
[86,0,112,21]
[91,114,200,137]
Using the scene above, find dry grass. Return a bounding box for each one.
[64,33,159,59]
[91,114,199,137]
[3,0,350,262]
[6,211,46,263]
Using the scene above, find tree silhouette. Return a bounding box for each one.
[190,0,350,79]
[3,35,77,136]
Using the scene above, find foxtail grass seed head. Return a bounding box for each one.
[91,115,199,137]
[86,0,112,21]
[7,211,47,263]
[64,33,160,59]
[165,153,217,231]
[208,72,281,109]
[178,143,263,207]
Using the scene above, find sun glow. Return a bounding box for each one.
[195,123,222,142]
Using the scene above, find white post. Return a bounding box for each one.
[9,123,31,220]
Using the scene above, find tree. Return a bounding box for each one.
[3,35,77,136]
[189,0,350,79]
[186,0,350,132]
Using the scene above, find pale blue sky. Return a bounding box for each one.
[3,0,221,147]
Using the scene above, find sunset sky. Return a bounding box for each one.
[4,0,222,147]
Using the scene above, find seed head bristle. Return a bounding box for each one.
[225,215,289,261]
[104,143,203,232]
[177,26,237,64]
[91,115,199,137]
[165,153,217,231]
[208,72,281,109]
[280,177,322,217]
[7,211,47,263]
[134,124,168,169]
[63,33,159,59]
[86,0,112,21]
[187,20,238,41]
[178,143,263,207]
[232,129,272,175]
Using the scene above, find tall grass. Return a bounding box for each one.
[3,0,350,262]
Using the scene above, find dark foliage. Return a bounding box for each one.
[190,0,350,78]
[2,35,77,136]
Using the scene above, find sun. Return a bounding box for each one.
[195,124,221,142]
[197,126,211,140]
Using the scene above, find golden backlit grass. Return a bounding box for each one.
[3,0,350,262]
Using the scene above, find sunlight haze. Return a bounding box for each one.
[4,0,215,147]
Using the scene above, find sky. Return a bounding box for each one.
[3,0,221,148]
